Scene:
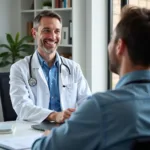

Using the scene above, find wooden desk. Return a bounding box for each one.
[0,120,43,150]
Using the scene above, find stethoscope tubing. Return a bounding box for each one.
[28,55,71,86]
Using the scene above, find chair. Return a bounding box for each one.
[0,72,17,121]
[131,137,150,150]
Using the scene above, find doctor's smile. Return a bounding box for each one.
[43,39,57,48]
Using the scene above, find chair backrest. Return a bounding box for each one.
[0,72,17,121]
[131,137,150,150]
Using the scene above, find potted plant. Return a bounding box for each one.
[42,0,52,9]
[0,32,33,67]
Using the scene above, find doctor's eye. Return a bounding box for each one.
[42,28,51,33]
[55,30,61,34]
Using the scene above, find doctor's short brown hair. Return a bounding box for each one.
[115,5,150,66]
[33,10,62,29]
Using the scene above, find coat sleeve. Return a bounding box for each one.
[9,63,53,123]
[75,64,91,105]
[32,96,102,150]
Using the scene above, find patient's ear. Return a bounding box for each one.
[116,38,126,56]
[31,28,37,39]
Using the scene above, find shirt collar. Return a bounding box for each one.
[115,70,150,89]
[36,50,59,68]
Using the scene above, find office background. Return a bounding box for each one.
[0,0,147,121]
[0,0,108,121]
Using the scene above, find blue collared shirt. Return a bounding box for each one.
[37,52,61,112]
[32,70,150,150]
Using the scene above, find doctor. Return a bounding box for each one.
[9,10,91,123]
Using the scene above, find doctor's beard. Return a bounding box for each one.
[39,38,59,54]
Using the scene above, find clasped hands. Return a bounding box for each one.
[47,108,75,123]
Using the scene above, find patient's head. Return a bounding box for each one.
[108,5,150,75]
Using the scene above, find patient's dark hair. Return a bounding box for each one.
[33,10,62,29]
[115,5,150,66]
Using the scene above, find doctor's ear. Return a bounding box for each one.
[31,28,37,38]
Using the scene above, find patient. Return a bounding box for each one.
[32,5,150,150]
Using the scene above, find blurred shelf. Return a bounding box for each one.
[21,10,35,13]
[35,8,72,12]
[59,44,72,47]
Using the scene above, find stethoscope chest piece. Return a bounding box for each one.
[28,77,37,87]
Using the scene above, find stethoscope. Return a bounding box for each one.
[28,55,71,87]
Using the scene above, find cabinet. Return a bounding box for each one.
[19,0,87,75]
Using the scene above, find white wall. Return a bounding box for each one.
[0,0,19,121]
[0,0,20,73]
[86,0,108,93]
[72,0,86,75]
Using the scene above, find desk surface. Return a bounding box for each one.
[0,121,43,150]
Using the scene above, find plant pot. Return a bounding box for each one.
[42,6,51,9]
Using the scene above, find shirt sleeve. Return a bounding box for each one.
[32,96,102,150]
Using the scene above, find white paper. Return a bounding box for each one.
[0,135,41,150]
[0,124,15,134]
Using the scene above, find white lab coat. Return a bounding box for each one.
[9,52,91,123]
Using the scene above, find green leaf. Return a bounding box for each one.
[15,32,20,43]
[0,44,11,51]
[0,32,34,66]
[0,61,11,67]
[6,33,15,46]
[17,44,31,50]
[2,54,11,62]
[0,52,10,57]
[18,56,24,59]
[18,36,33,46]
[20,46,34,55]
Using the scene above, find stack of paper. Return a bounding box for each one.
[0,124,15,134]
[0,135,41,150]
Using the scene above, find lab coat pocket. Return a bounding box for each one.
[63,83,78,108]
[66,83,77,96]
[66,83,77,99]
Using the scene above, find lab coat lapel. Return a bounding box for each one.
[31,51,49,108]
[61,65,70,84]
[58,56,70,86]
[31,51,48,87]
[58,56,71,110]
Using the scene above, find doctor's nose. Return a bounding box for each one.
[49,31,56,40]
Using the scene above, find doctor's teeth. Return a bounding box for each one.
[46,41,55,44]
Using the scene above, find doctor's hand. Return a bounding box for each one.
[47,108,75,123]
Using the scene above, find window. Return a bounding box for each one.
[129,0,150,8]
[112,0,121,88]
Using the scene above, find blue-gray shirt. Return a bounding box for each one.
[37,52,61,112]
[32,70,150,150]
